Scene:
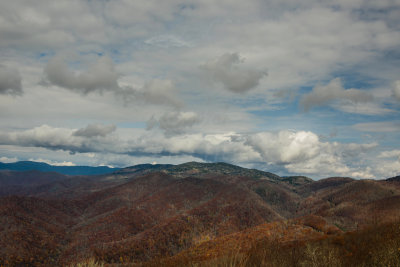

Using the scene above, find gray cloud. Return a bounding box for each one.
[117,80,183,108]
[394,80,400,101]
[73,124,116,137]
[0,125,84,153]
[0,124,119,154]
[0,65,22,96]
[1,1,400,179]
[333,102,393,115]
[147,111,201,135]
[139,80,183,108]
[145,35,191,48]
[43,56,182,108]
[301,78,374,111]
[202,53,267,93]
[43,56,120,94]
[353,121,400,133]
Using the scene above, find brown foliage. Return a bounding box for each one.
[1,168,400,266]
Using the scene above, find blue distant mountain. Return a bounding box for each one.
[0,161,120,176]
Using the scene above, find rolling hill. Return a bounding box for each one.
[0,162,399,266]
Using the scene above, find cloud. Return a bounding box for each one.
[374,150,400,178]
[333,102,393,115]
[43,56,182,108]
[29,158,76,166]
[116,79,183,108]
[245,130,377,176]
[136,80,183,108]
[353,121,400,132]
[0,125,84,152]
[393,80,400,101]
[73,124,116,138]
[145,35,191,48]
[245,131,321,165]
[43,56,120,94]
[0,125,378,178]
[0,65,22,96]
[1,1,400,179]
[0,124,119,154]
[0,156,18,163]
[202,53,267,93]
[301,78,374,111]
[147,111,201,135]
[378,150,400,159]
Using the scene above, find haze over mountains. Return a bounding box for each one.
[1,161,399,266]
[0,161,120,176]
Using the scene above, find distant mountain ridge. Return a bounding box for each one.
[0,161,120,176]
[116,161,281,181]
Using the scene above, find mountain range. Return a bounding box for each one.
[0,161,120,176]
[0,161,399,266]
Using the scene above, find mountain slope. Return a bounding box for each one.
[62,173,285,263]
[0,161,400,266]
[114,162,280,181]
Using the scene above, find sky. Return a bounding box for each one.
[0,0,400,179]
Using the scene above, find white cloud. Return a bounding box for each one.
[301,78,373,112]
[350,167,375,179]
[201,53,267,93]
[245,131,320,164]
[374,159,400,178]
[0,0,400,179]
[29,158,76,166]
[0,156,18,163]
[0,65,22,95]
[378,150,400,159]
[245,130,377,177]
[0,125,380,178]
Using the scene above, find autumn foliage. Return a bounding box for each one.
[0,164,400,266]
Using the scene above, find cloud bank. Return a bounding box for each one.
[0,125,379,178]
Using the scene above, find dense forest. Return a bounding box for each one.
[1,162,399,266]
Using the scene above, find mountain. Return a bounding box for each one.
[0,161,120,175]
[115,161,280,180]
[0,161,399,266]
[0,170,68,196]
